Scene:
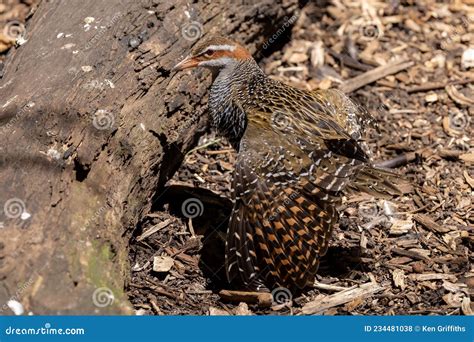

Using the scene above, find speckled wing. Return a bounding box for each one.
[258,84,373,163]
[224,120,362,290]
[262,85,402,197]
[308,88,378,140]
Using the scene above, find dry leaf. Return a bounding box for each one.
[389,217,413,235]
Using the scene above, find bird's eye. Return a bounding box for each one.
[203,49,215,57]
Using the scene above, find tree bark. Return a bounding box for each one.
[0,0,298,314]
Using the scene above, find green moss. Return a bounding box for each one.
[64,184,130,310]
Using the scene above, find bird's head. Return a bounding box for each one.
[173,36,252,72]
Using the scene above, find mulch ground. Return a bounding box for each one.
[3,0,472,315]
[127,1,473,316]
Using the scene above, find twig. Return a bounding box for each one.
[205,149,234,155]
[340,59,414,93]
[219,289,273,307]
[301,281,384,314]
[313,281,354,292]
[137,218,172,241]
[327,49,373,71]
[406,78,474,93]
[391,247,429,261]
[438,149,463,160]
[374,152,418,168]
[186,138,221,155]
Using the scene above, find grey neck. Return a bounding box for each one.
[208,59,263,149]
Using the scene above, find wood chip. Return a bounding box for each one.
[442,292,464,308]
[409,273,457,282]
[461,296,473,316]
[392,269,406,290]
[234,302,253,315]
[425,92,438,102]
[313,281,351,292]
[445,84,474,105]
[389,217,414,235]
[392,247,429,261]
[340,59,414,93]
[301,281,384,315]
[153,256,174,273]
[461,48,474,69]
[209,307,230,315]
[406,78,474,93]
[218,290,273,308]
[413,214,451,233]
[460,153,474,164]
[463,171,474,189]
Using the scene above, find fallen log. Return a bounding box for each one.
[0,0,298,314]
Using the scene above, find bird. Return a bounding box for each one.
[173,36,403,292]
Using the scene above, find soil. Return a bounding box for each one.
[3,0,473,315]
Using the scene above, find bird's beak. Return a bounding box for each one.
[172,55,199,72]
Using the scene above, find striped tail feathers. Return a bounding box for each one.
[225,160,338,290]
[255,181,325,289]
[225,160,260,288]
[347,165,407,198]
